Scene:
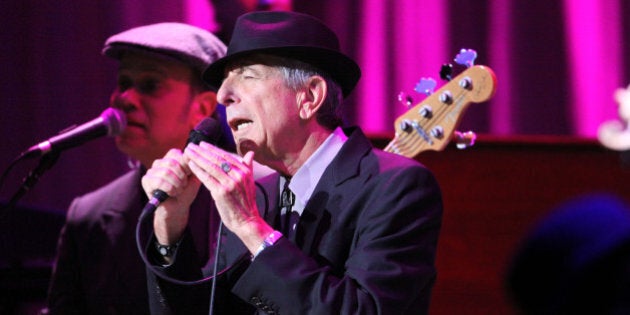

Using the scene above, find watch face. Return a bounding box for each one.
[156,243,176,257]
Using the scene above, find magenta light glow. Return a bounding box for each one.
[489,0,513,134]
[564,0,622,137]
[184,0,218,34]
[357,0,447,134]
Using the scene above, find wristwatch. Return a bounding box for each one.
[155,242,177,258]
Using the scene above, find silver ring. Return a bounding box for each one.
[220,161,232,174]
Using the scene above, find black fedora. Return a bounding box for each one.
[203,11,361,97]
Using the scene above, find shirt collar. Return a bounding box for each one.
[281,127,347,214]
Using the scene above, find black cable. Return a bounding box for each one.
[135,201,234,286]
[209,181,269,315]
[134,181,270,287]
[208,221,223,315]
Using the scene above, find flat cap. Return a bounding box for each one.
[103,22,226,74]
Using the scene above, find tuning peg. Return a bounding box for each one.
[440,64,453,81]
[397,92,414,108]
[454,48,477,68]
[459,77,473,90]
[414,78,437,96]
[439,91,453,104]
[430,126,445,139]
[454,130,476,149]
[419,105,433,118]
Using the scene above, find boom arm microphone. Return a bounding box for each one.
[146,117,224,208]
[20,107,127,159]
[3,108,126,212]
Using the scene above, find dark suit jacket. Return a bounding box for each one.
[46,167,217,315]
[145,127,443,315]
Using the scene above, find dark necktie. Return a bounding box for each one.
[280,178,299,240]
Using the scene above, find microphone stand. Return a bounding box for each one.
[2,152,60,215]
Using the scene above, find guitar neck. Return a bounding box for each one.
[384,136,402,155]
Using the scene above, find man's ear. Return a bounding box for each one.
[190,91,219,128]
[298,76,327,120]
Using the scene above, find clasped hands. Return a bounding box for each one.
[142,142,274,254]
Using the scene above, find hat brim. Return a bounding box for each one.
[203,46,361,97]
[104,43,208,76]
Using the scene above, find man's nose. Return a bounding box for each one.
[216,78,236,107]
[110,89,139,113]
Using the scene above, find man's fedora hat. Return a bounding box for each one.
[203,11,361,97]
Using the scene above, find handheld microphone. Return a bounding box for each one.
[135,117,234,298]
[147,117,224,208]
[20,108,127,159]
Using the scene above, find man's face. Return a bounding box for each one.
[110,52,199,167]
[217,61,301,166]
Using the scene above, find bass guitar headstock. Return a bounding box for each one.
[385,49,497,158]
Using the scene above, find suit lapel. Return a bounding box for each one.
[257,173,282,227]
[104,168,145,234]
[298,128,372,254]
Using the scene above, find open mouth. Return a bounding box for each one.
[230,119,253,132]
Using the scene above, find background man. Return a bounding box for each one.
[45,22,235,314]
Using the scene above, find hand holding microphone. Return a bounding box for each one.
[141,117,225,245]
[141,116,268,267]
[145,117,224,205]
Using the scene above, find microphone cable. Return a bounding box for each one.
[135,180,270,314]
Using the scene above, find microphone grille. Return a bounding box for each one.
[188,117,222,145]
[101,108,127,136]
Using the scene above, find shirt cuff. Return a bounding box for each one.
[251,230,283,260]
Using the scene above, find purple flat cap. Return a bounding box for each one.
[103,22,226,74]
